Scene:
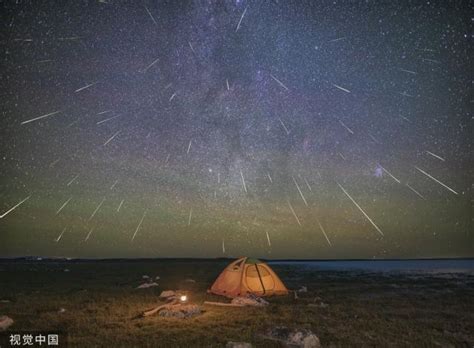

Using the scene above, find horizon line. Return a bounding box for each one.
[0,256,473,262]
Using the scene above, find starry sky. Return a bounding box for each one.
[0,0,472,259]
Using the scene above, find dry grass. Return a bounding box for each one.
[0,260,473,347]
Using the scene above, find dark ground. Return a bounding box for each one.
[0,259,473,347]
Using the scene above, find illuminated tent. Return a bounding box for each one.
[208,257,289,298]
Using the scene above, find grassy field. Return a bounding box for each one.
[0,259,473,347]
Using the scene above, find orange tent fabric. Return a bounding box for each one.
[208,257,289,298]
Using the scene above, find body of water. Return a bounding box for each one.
[270,259,474,273]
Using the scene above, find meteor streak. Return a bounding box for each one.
[67,175,79,186]
[116,199,124,212]
[21,111,61,125]
[398,68,417,75]
[188,208,193,226]
[56,197,72,215]
[97,110,112,115]
[379,164,401,183]
[0,196,31,219]
[97,115,120,125]
[131,210,147,241]
[270,74,289,91]
[235,6,248,32]
[55,227,66,242]
[143,57,159,72]
[287,200,302,226]
[267,173,273,183]
[278,118,290,135]
[304,177,312,191]
[339,120,354,134]
[266,231,271,247]
[89,198,106,221]
[317,220,332,246]
[425,151,445,162]
[85,227,94,242]
[188,41,196,54]
[187,139,192,154]
[338,183,384,236]
[415,166,458,195]
[240,170,248,193]
[333,84,351,93]
[144,5,157,25]
[75,82,98,93]
[292,176,308,206]
[103,131,121,146]
[406,183,426,200]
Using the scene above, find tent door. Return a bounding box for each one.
[254,264,266,295]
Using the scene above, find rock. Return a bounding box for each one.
[0,300,11,303]
[289,331,305,344]
[142,275,150,279]
[319,302,329,308]
[159,309,185,318]
[159,290,176,299]
[264,326,321,348]
[64,269,70,272]
[0,316,14,331]
[58,308,66,313]
[136,282,159,289]
[303,334,321,348]
[231,295,268,307]
[184,278,196,283]
[226,342,253,348]
[298,286,308,293]
[158,304,201,318]
[155,276,160,280]
[266,326,291,341]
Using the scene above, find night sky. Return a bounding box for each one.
[0,0,471,259]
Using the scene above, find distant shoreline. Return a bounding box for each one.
[1,257,472,274]
[0,256,473,262]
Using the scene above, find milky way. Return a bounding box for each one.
[0,1,471,259]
